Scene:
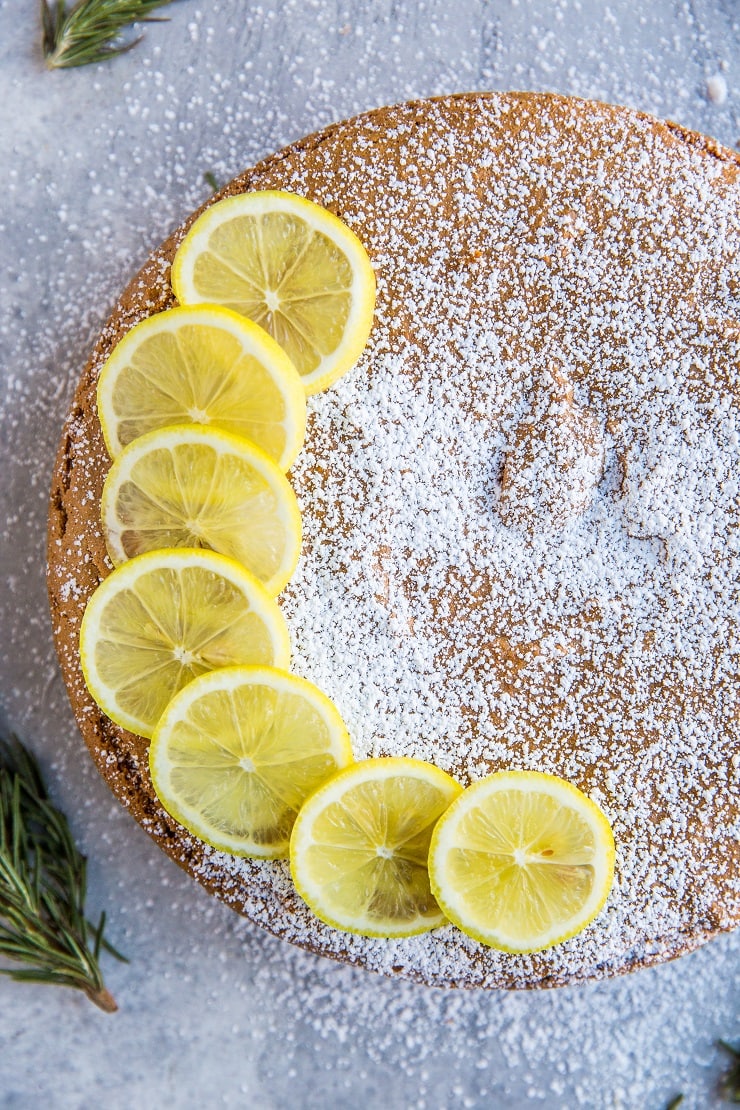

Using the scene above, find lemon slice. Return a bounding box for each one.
[97,304,306,471]
[100,424,302,595]
[290,757,462,938]
[79,549,291,739]
[428,770,616,953]
[150,666,353,858]
[171,191,376,394]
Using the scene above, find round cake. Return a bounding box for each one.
[47,92,740,989]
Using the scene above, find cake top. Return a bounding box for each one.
[48,92,740,988]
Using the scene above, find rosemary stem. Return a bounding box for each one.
[85,985,118,1013]
[0,734,125,1010]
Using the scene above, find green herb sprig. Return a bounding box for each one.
[41,0,176,70]
[0,733,125,1011]
[719,1041,740,1103]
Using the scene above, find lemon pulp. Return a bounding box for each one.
[79,549,290,739]
[100,424,302,595]
[171,191,376,394]
[290,757,462,937]
[150,665,353,857]
[429,770,615,953]
[97,304,306,470]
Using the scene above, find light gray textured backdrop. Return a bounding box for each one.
[0,1,738,1106]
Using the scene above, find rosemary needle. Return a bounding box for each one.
[41,0,177,70]
[0,733,126,1011]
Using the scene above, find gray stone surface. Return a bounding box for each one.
[0,0,738,1106]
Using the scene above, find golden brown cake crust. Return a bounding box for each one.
[48,92,740,988]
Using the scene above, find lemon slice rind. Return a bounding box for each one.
[428,770,615,954]
[149,665,353,858]
[100,423,302,595]
[96,304,306,470]
[171,190,376,395]
[79,548,291,740]
[290,757,462,939]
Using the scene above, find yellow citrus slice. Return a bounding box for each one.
[79,549,291,739]
[100,424,302,595]
[171,190,376,394]
[150,665,353,858]
[290,757,462,938]
[96,304,306,471]
[428,770,616,953]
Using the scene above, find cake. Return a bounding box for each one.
[47,92,740,989]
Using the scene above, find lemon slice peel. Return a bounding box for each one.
[428,769,616,954]
[171,190,376,395]
[100,423,302,595]
[149,664,353,858]
[96,303,306,470]
[79,548,291,740]
[290,756,462,939]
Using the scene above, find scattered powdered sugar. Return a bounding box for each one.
[706,73,729,106]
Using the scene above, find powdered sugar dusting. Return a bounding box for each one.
[49,93,740,989]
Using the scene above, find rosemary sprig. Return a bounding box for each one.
[0,733,126,1011]
[719,1041,740,1103]
[41,0,176,70]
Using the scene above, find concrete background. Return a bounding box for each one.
[0,0,738,1106]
